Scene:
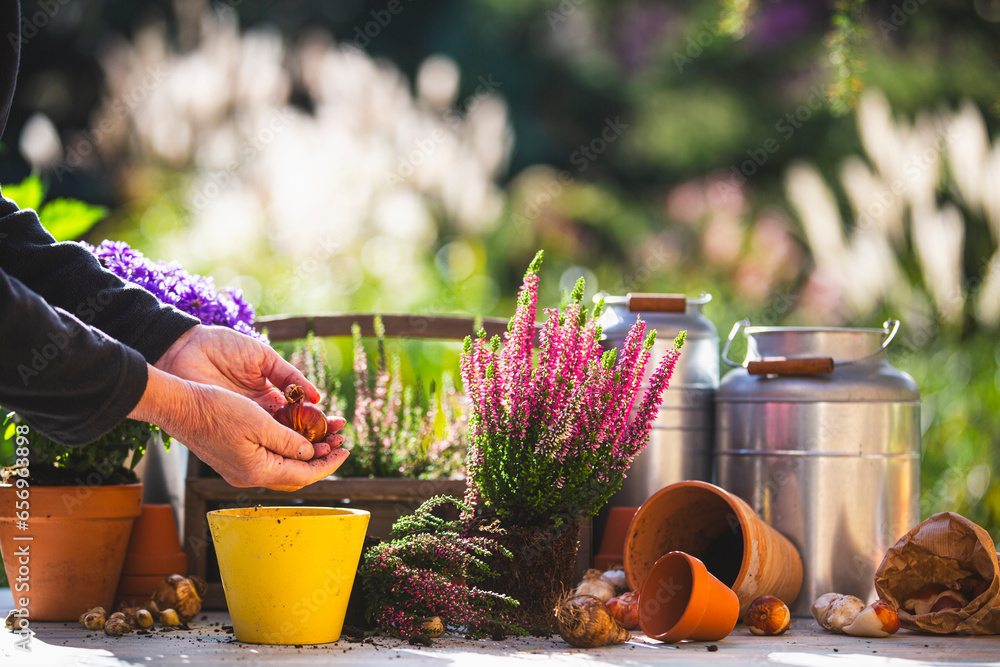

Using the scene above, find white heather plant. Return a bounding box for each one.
[289,323,468,479]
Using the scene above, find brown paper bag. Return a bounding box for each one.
[874,512,1000,635]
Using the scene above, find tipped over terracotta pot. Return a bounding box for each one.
[624,480,802,615]
[639,551,740,642]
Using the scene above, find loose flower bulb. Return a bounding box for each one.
[274,385,328,443]
[151,574,205,622]
[159,609,182,627]
[744,595,791,636]
[606,591,640,629]
[843,600,900,637]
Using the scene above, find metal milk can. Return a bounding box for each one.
[714,319,920,616]
[598,292,719,506]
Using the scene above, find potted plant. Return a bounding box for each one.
[339,317,468,479]
[459,250,685,632]
[361,495,522,639]
[0,239,266,621]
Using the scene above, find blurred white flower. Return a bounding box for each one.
[19,113,62,171]
[417,55,460,112]
[86,11,512,314]
[787,90,999,327]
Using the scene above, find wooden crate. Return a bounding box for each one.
[182,313,592,609]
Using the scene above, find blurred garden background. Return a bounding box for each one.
[2,0,999,538]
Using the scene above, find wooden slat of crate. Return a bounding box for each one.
[255,313,511,342]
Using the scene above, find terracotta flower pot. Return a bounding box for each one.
[638,551,740,642]
[0,482,143,621]
[593,506,637,571]
[115,504,187,606]
[624,480,802,615]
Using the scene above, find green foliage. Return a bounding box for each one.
[825,0,868,115]
[37,199,107,242]
[2,175,44,210]
[1,175,105,241]
[361,496,523,639]
[1,410,164,484]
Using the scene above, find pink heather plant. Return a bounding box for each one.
[460,250,685,526]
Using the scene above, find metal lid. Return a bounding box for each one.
[597,292,717,340]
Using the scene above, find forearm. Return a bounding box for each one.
[0,269,148,446]
[0,195,198,363]
[127,365,198,434]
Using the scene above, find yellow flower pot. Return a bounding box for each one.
[207,506,370,644]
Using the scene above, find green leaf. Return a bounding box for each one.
[2,175,45,211]
[3,422,13,441]
[39,199,107,241]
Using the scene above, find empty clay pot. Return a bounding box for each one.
[594,506,638,571]
[624,480,802,615]
[115,503,188,605]
[638,551,740,642]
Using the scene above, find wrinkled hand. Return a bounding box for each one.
[130,366,349,491]
[155,324,321,413]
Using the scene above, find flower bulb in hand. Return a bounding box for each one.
[273,385,328,443]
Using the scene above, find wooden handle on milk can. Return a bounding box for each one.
[747,357,835,376]
[626,293,687,313]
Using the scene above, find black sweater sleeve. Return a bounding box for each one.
[0,268,149,446]
[0,194,199,364]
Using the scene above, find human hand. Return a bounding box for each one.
[130,366,349,491]
[155,324,322,413]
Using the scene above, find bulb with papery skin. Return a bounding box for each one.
[274,385,328,443]
[745,595,791,636]
[843,600,900,637]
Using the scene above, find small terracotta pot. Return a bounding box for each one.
[624,480,802,615]
[115,503,187,603]
[593,506,637,571]
[638,551,740,642]
[117,574,169,597]
[125,504,182,554]
[0,483,143,621]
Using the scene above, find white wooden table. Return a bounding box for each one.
[3,603,1000,667]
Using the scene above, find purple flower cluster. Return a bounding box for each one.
[85,240,266,342]
[460,250,685,525]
